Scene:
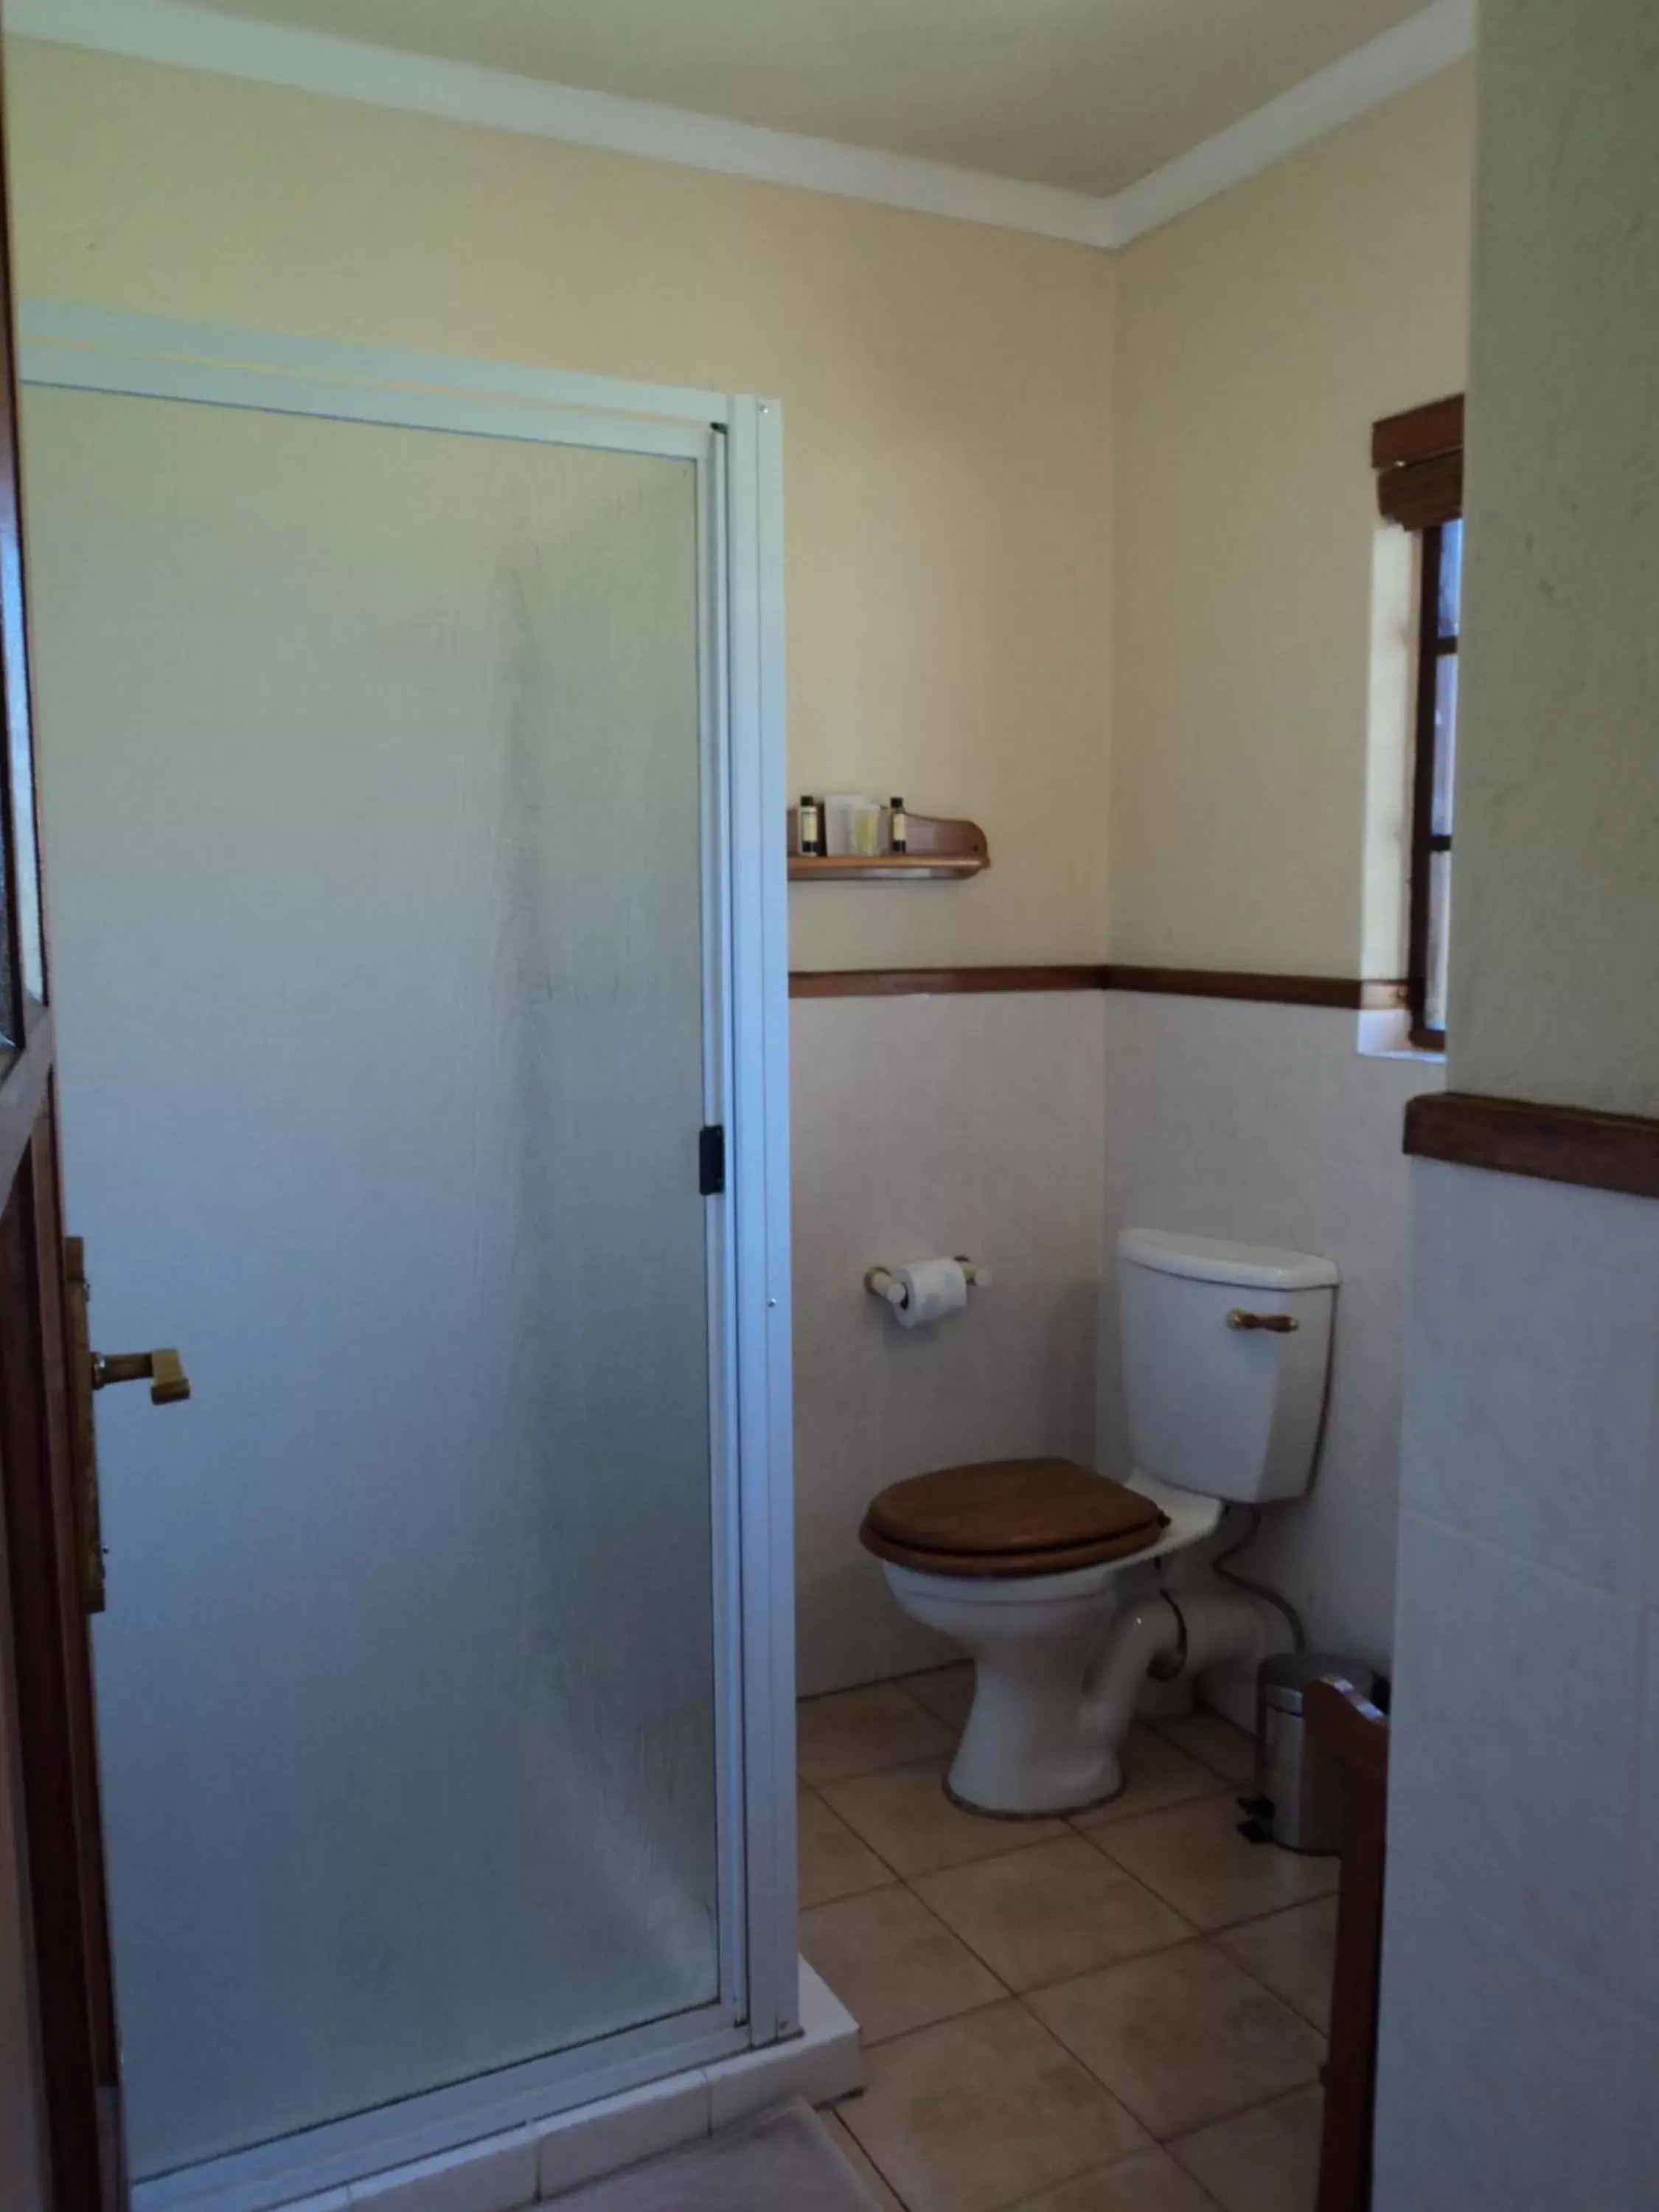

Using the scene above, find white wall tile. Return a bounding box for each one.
[793,1411,953,1688]
[1374,1859,1647,2212]
[796,990,1436,1695]
[791,992,1107,1695]
[1388,1509,1641,1987]
[1402,1162,1659,1601]
[1098,994,1442,1667]
[1624,1605,1659,2025]
[1380,1157,1659,2201]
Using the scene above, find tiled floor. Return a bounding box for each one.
[803,1669,1335,2212]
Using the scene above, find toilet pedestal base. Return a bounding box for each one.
[945,1635,1126,1816]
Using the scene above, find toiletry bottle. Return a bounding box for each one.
[799,794,822,857]
[889,796,908,854]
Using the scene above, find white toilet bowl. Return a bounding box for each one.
[880,1472,1224,1813]
[864,1229,1340,1816]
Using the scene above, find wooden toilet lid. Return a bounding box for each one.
[860,1457,1169,1579]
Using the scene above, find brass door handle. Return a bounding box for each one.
[91,1348,191,1405]
[1226,1310,1299,1334]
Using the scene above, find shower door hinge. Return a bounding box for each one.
[698,1124,726,1197]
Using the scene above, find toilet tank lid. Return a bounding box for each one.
[1118,1228,1338,1292]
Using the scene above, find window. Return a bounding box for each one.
[1374,395,1464,1050]
[1410,518,1461,1042]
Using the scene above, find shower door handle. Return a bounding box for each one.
[91,1347,192,1404]
[65,1236,190,1612]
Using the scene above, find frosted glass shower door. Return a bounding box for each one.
[24,384,730,2180]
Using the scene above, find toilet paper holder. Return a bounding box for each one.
[865,1256,992,1309]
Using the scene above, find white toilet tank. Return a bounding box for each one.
[1118,1229,1338,1504]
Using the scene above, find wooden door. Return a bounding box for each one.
[0,63,125,2212]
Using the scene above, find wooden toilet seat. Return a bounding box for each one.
[859,1456,1169,1579]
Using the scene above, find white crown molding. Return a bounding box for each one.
[1106,0,1478,244]
[2,0,1119,246]
[6,0,1475,252]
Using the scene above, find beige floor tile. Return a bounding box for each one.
[1216,1898,1337,2033]
[914,1835,1194,1992]
[1006,2146,1220,2212]
[821,1759,1070,1877]
[824,2108,907,2211]
[1156,1712,1258,1789]
[798,1684,955,1787]
[1085,1795,1338,1932]
[1169,2086,1324,2212]
[1026,1942,1325,2140]
[799,1785,896,1910]
[800,1884,1005,2043]
[840,2002,1152,2212]
[902,1662,975,1732]
[1068,1727,1228,1830]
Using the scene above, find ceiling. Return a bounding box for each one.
[184,0,1436,199]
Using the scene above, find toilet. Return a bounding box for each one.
[861,1228,1338,1815]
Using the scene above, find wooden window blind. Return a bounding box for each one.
[1372,394,1464,530]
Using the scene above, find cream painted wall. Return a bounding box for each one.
[4,35,1114,972]
[1110,63,1473,977]
[1449,4,1659,1111]
[1377,6,1659,2201]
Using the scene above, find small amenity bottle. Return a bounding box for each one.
[888,796,908,853]
[798,794,823,857]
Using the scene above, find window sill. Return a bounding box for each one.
[1357,1006,1447,1064]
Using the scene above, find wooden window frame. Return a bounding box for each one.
[1374,395,1464,1051]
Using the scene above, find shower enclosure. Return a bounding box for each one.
[16,308,794,2208]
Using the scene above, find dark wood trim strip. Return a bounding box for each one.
[1405,1091,1659,1200]
[1105,967,1406,1012]
[788,966,1407,1008]
[790,965,1107,998]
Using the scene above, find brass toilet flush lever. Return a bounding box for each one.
[91,1346,192,1403]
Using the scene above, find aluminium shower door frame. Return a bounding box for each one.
[17,304,796,2212]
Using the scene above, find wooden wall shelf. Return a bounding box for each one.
[787,809,988,883]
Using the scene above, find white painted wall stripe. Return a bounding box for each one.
[5,0,1475,251]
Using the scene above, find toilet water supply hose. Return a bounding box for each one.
[1209,1505,1308,1652]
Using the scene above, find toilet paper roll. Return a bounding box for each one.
[893,1257,969,1329]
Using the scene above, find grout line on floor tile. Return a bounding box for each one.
[825,2100,919,2210]
[799,1780,910,1887]
[860,1987,1014,2050]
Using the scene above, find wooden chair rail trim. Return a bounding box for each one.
[1104,968,1405,1011]
[1405,1090,1659,1203]
[790,965,1107,998]
[789,966,1408,1006]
